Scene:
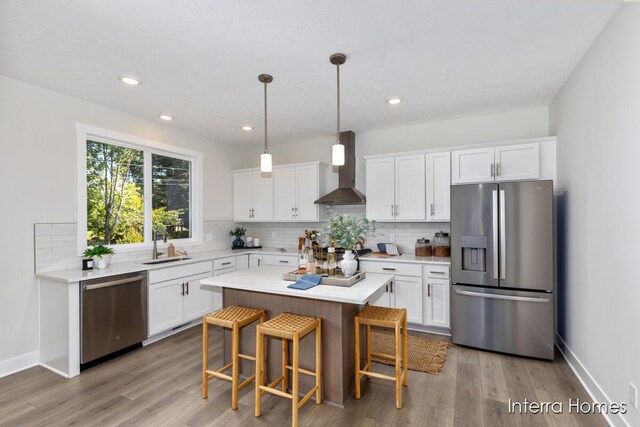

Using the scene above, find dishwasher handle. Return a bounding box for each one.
[82,273,146,291]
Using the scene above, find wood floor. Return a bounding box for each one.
[0,326,607,427]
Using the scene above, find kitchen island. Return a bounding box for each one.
[200,266,393,406]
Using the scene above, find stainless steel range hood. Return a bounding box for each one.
[315,131,366,205]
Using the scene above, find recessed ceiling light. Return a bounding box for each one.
[242,126,253,131]
[387,97,402,105]
[118,75,141,86]
[159,115,173,121]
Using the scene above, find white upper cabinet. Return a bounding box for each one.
[426,152,451,221]
[233,170,273,222]
[451,147,495,184]
[452,142,540,184]
[394,155,426,221]
[366,155,426,221]
[494,143,540,181]
[273,162,326,222]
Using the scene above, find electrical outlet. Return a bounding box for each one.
[205,233,213,242]
[631,383,638,410]
[389,234,396,243]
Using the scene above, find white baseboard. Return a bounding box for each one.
[39,362,71,378]
[0,351,39,379]
[143,319,201,346]
[556,334,630,427]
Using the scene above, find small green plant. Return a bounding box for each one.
[322,209,375,250]
[82,244,115,258]
[229,227,247,238]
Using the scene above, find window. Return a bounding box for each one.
[77,124,202,252]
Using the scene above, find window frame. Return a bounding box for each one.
[76,123,203,254]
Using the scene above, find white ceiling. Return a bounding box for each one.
[0,0,619,146]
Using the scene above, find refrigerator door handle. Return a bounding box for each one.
[500,189,506,280]
[492,190,498,280]
[455,289,550,303]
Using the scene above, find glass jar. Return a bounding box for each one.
[327,247,337,277]
[433,231,451,258]
[415,238,432,257]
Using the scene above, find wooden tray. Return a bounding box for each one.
[282,270,366,287]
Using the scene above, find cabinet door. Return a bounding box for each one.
[494,143,540,181]
[251,171,274,221]
[212,267,236,310]
[183,273,215,322]
[365,157,396,221]
[424,278,450,328]
[273,167,297,221]
[370,283,392,308]
[148,280,184,336]
[394,154,426,221]
[236,255,249,270]
[295,164,320,221]
[427,152,451,221]
[232,172,253,221]
[249,254,263,268]
[451,147,495,184]
[393,276,423,324]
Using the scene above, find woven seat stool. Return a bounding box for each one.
[202,305,265,410]
[254,312,322,427]
[355,305,408,409]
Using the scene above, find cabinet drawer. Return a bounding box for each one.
[359,261,421,277]
[423,264,450,279]
[262,254,297,266]
[148,261,212,284]
[214,257,236,270]
[214,267,235,276]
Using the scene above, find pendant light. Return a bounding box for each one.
[330,53,346,166]
[258,73,273,173]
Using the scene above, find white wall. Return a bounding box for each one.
[550,6,639,427]
[0,76,244,371]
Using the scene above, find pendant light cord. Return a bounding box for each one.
[264,80,268,153]
[336,61,340,143]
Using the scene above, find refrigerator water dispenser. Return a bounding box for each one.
[461,236,487,272]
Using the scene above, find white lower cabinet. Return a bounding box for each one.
[236,255,249,270]
[423,278,450,328]
[370,282,393,308]
[393,276,423,324]
[262,254,297,267]
[249,254,262,268]
[148,261,214,336]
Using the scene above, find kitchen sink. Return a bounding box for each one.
[141,257,192,265]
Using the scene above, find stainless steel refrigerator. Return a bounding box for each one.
[451,180,554,360]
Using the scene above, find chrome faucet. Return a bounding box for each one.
[152,230,167,259]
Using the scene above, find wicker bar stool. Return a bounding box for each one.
[202,305,265,410]
[255,312,322,427]
[354,305,408,409]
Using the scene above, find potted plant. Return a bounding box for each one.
[229,226,247,248]
[322,210,375,277]
[82,244,115,270]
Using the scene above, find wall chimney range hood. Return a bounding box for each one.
[315,131,366,205]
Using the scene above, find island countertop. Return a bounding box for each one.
[201,265,393,305]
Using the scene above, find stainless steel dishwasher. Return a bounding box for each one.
[80,271,148,365]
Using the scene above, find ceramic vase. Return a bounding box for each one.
[92,254,111,270]
[232,236,245,248]
[338,250,358,277]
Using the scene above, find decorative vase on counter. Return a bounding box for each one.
[92,254,111,270]
[232,237,245,248]
[338,250,358,278]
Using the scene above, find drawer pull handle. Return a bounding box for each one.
[222,262,231,266]
[279,260,289,263]
[382,267,396,271]
[430,271,446,274]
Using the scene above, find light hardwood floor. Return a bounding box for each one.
[0,326,607,427]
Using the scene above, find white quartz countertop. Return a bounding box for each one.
[201,266,393,305]
[359,253,451,265]
[36,247,298,283]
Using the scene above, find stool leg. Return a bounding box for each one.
[231,322,240,410]
[395,322,402,409]
[403,313,408,387]
[366,324,371,375]
[354,317,361,399]
[255,327,263,417]
[282,338,288,393]
[202,317,209,399]
[315,320,322,404]
[292,334,300,427]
